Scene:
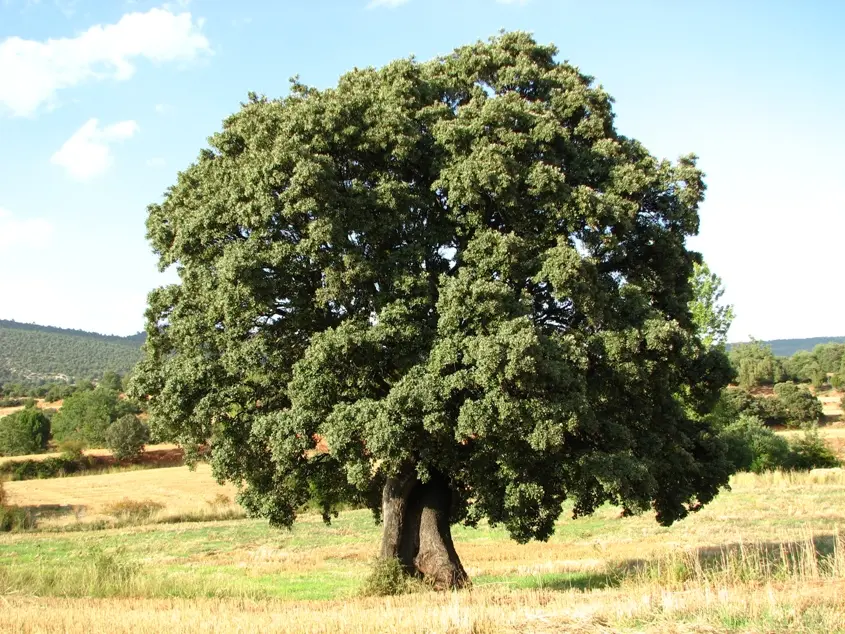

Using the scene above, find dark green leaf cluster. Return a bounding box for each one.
[772,382,824,427]
[0,406,50,456]
[51,388,141,446]
[105,414,150,461]
[719,414,840,473]
[134,32,734,540]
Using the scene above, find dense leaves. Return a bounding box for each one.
[689,262,734,349]
[105,414,150,461]
[0,406,50,456]
[133,32,734,542]
[51,388,140,446]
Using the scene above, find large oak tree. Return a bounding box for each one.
[133,33,734,589]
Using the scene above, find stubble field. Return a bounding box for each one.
[2,466,845,633]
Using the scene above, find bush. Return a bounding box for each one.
[105,415,149,461]
[51,388,120,446]
[720,414,792,473]
[360,557,421,597]
[0,406,50,456]
[773,382,824,427]
[787,430,842,470]
[0,455,93,481]
[57,439,86,460]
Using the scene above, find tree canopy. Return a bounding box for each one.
[133,32,734,588]
[688,262,734,349]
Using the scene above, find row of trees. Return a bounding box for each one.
[729,340,845,390]
[0,385,149,460]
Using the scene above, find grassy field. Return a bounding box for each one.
[2,468,845,632]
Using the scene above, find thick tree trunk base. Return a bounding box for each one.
[380,468,469,590]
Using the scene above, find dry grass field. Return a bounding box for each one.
[0,397,61,420]
[0,389,843,632]
[2,469,845,632]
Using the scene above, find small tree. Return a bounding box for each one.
[787,429,841,470]
[0,407,50,456]
[105,414,149,461]
[99,371,124,392]
[729,340,785,389]
[51,388,120,446]
[689,261,734,349]
[773,382,824,427]
[719,414,792,473]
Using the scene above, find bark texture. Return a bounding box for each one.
[379,468,469,589]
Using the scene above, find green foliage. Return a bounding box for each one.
[718,414,792,474]
[105,414,150,461]
[773,382,824,427]
[710,388,787,427]
[0,319,142,385]
[99,371,124,392]
[729,341,785,389]
[727,337,845,358]
[688,261,734,349]
[0,455,94,480]
[359,557,423,596]
[133,32,735,542]
[0,406,50,456]
[787,429,841,471]
[51,388,122,446]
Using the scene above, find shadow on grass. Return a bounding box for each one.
[475,570,618,591]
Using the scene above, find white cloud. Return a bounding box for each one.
[0,207,54,251]
[366,0,409,9]
[0,7,210,117]
[51,118,139,181]
[146,157,166,168]
[153,103,171,114]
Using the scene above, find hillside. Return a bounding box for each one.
[728,336,845,357]
[0,320,143,384]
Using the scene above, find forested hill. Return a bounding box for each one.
[0,320,144,384]
[729,336,845,357]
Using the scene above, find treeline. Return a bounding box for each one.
[0,320,143,384]
[0,374,151,461]
[729,340,845,390]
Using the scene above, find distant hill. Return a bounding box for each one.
[728,336,845,358]
[0,320,144,384]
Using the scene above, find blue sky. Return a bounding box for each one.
[1,0,843,340]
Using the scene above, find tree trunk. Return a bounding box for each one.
[379,467,469,590]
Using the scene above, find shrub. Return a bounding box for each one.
[720,414,792,473]
[57,439,86,460]
[360,557,422,597]
[105,414,149,461]
[0,455,93,481]
[51,388,120,446]
[787,430,841,471]
[0,406,50,456]
[773,382,824,427]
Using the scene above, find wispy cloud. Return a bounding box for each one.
[51,118,139,181]
[146,157,167,168]
[366,0,409,9]
[0,207,54,251]
[0,7,210,117]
